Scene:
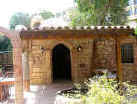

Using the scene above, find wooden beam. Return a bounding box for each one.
[116,38,123,82]
[20,29,134,40]
[0,81,14,85]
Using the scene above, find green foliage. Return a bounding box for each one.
[68,8,90,26]
[9,10,55,30]
[55,12,62,18]
[0,35,12,51]
[34,10,55,20]
[67,73,137,104]
[69,0,128,26]
[134,27,137,35]
[9,12,31,30]
[82,74,137,104]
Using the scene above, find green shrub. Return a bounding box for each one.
[81,73,137,104]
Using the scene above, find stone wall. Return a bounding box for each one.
[120,38,137,82]
[29,40,47,84]
[71,39,93,81]
[94,38,116,71]
[93,37,137,82]
[24,37,137,85]
[123,65,137,81]
[27,39,93,84]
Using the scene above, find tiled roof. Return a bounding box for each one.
[20,26,135,39]
[21,26,134,31]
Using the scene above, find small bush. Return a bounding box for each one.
[58,72,137,104]
[81,73,137,104]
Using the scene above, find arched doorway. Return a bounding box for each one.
[52,44,71,81]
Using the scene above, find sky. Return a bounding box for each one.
[0,0,74,28]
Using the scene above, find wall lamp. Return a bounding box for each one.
[40,45,46,55]
[77,45,83,52]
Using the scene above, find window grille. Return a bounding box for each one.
[134,0,137,4]
[121,44,134,63]
[128,0,134,6]
[128,8,133,16]
[135,8,137,15]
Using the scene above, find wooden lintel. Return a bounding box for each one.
[22,34,96,40]
[22,34,134,41]
[20,29,134,40]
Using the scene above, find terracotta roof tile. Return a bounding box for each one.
[21,26,134,31]
[20,26,135,39]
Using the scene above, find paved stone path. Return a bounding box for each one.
[24,80,73,104]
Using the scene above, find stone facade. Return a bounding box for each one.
[22,37,137,85]
[120,37,137,82]
[1,26,137,104]
[94,38,116,70]
[25,39,93,84]
[20,27,137,85]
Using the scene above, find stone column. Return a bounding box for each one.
[22,51,30,91]
[13,47,24,104]
[0,27,24,104]
[116,39,123,82]
[45,49,52,84]
[70,49,77,82]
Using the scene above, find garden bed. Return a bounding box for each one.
[57,87,88,98]
[55,85,88,104]
[55,72,137,104]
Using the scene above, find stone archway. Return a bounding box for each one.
[0,27,24,104]
[46,41,76,83]
[52,44,71,81]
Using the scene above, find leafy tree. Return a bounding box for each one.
[9,12,31,30]
[55,12,62,18]
[0,35,12,51]
[9,10,55,30]
[68,8,87,26]
[33,10,55,20]
[69,0,129,26]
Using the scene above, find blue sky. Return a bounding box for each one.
[0,0,74,28]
